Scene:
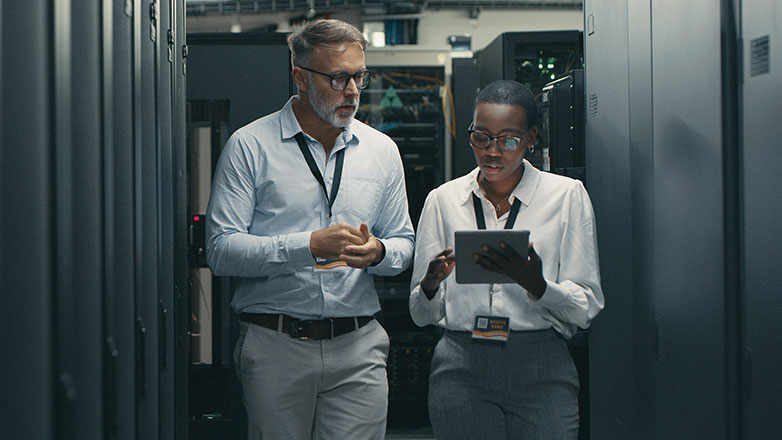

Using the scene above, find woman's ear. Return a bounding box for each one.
[527,126,539,145]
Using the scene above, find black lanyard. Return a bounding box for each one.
[294,132,345,219]
[472,192,521,230]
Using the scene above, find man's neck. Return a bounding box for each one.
[292,96,342,157]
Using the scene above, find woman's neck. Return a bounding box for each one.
[480,167,522,199]
[479,167,523,216]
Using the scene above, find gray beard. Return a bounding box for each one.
[307,77,358,128]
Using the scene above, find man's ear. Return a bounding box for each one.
[292,67,308,92]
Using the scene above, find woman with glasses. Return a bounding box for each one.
[409,80,604,439]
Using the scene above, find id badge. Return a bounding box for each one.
[472,314,510,342]
[314,258,348,272]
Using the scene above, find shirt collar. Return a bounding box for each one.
[279,96,359,147]
[460,160,541,207]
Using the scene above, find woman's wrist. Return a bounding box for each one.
[421,277,440,300]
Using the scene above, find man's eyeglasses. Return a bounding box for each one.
[297,66,372,91]
[468,126,530,153]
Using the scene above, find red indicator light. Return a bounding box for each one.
[193,215,200,222]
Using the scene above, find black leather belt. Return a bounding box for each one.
[240,313,374,340]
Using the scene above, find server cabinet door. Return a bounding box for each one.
[625,1,656,437]
[103,1,137,439]
[651,1,727,437]
[66,0,105,437]
[171,0,191,438]
[135,0,161,437]
[154,0,176,438]
[741,1,782,437]
[582,0,635,438]
[1,1,55,438]
[451,57,479,178]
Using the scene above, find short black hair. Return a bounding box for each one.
[475,80,537,129]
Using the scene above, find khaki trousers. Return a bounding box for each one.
[234,318,390,440]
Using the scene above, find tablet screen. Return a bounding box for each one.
[454,230,530,284]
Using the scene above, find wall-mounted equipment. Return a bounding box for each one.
[189,214,208,268]
[453,31,583,177]
[539,69,585,182]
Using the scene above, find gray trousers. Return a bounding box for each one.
[234,318,390,440]
[428,329,579,440]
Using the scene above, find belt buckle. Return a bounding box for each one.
[291,318,335,340]
[289,318,307,340]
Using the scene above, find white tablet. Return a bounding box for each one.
[454,229,530,284]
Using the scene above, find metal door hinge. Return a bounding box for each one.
[168,30,174,63]
[182,44,189,74]
[149,2,157,42]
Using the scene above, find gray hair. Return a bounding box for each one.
[287,19,368,68]
[475,80,538,128]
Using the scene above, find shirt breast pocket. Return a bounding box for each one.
[340,174,383,224]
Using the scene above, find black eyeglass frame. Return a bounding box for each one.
[467,125,532,153]
[297,65,372,91]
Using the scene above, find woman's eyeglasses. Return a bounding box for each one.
[468,126,530,153]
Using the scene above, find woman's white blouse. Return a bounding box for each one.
[409,161,605,338]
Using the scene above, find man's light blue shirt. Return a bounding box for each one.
[206,96,415,319]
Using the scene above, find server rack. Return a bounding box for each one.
[584,0,782,437]
[453,31,584,182]
[451,57,480,179]
[477,31,583,94]
[539,69,585,181]
[1,1,188,439]
[357,64,448,430]
[186,33,293,439]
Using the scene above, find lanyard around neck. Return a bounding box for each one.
[472,192,521,230]
[294,132,345,219]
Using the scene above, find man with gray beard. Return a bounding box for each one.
[205,19,414,440]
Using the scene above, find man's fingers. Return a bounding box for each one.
[334,223,366,245]
[343,241,372,255]
[339,252,373,269]
[359,223,372,241]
